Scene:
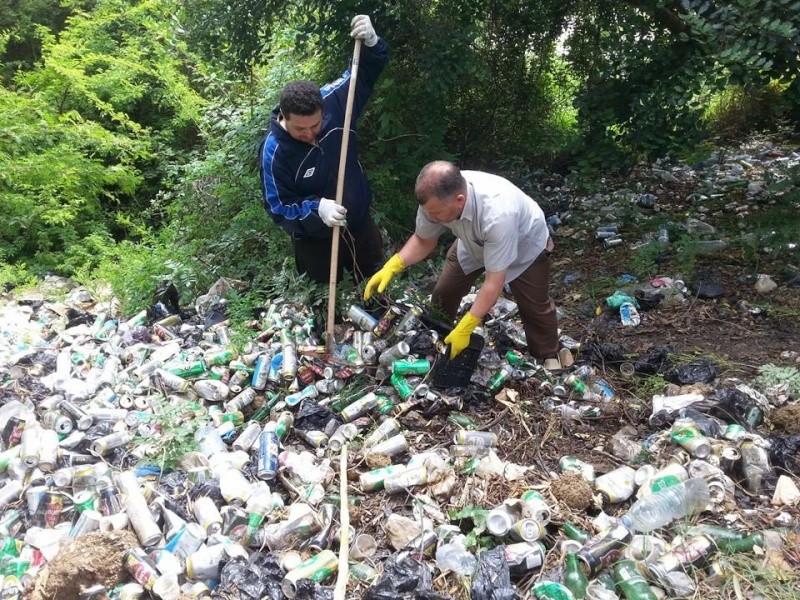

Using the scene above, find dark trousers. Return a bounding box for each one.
[292,216,383,284]
[430,241,559,360]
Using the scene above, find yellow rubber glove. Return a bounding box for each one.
[444,312,481,359]
[363,254,405,301]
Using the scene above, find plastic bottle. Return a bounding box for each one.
[435,534,477,576]
[624,478,710,533]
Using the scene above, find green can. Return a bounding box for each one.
[205,348,237,367]
[390,373,415,401]
[167,361,206,378]
[391,359,431,376]
[282,549,338,597]
[359,464,407,492]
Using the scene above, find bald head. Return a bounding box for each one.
[415,161,466,205]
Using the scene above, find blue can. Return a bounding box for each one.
[251,354,270,390]
[257,430,279,480]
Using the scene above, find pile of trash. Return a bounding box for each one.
[0,269,798,600]
[0,137,799,600]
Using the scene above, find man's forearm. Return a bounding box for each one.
[468,271,506,319]
[398,234,438,268]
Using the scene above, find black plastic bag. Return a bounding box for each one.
[710,388,764,428]
[471,547,516,600]
[664,359,718,385]
[767,434,800,475]
[363,551,453,600]
[294,401,339,432]
[293,580,333,600]
[634,346,672,375]
[585,342,628,366]
[213,553,285,600]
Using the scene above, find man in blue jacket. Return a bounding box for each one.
[259,15,388,284]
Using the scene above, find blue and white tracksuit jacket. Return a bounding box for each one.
[259,39,389,239]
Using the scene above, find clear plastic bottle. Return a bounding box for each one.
[624,478,710,533]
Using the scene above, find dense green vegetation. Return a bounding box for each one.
[1,0,798,310]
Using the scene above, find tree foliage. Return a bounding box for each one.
[1,0,798,305]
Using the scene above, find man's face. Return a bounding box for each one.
[421,194,465,224]
[283,110,322,144]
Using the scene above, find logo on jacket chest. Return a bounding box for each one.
[303,167,316,178]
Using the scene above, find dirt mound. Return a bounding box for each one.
[30,530,138,600]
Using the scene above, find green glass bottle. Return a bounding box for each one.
[718,533,764,554]
[613,560,657,600]
[562,522,590,543]
[564,553,589,599]
[532,581,575,600]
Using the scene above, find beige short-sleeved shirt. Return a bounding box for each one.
[414,170,550,284]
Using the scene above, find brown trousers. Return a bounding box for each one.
[430,240,559,360]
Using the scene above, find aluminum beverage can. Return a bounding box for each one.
[378,341,410,365]
[38,428,60,472]
[281,549,338,599]
[390,373,414,400]
[224,387,257,412]
[504,541,546,574]
[347,305,378,331]
[42,410,73,435]
[168,522,207,560]
[90,431,134,457]
[250,354,270,390]
[68,508,102,540]
[363,418,401,448]
[648,462,689,494]
[233,421,261,452]
[299,430,328,448]
[340,392,380,422]
[670,419,712,458]
[257,430,279,480]
[275,412,294,440]
[392,359,431,375]
[124,548,159,591]
[373,306,401,337]
[296,365,315,386]
[510,518,547,542]
[577,522,633,576]
[648,535,715,582]
[20,427,40,468]
[454,430,497,447]
[99,485,123,517]
[595,466,636,504]
[394,306,422,334]
[383,465,428,494]
[367,434,408,459]
[521,490,552,524]
[193,497,223,536]
[282,341,297,381]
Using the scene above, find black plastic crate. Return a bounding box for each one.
[430,333,485,389]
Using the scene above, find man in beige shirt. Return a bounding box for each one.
[364,160,559,368]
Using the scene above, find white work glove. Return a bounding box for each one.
[350,15,378,47]
[318,198,347,227]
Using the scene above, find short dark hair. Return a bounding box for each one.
[415,160,466,205]
[279,80,323,118]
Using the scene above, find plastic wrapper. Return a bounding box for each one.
[471,546,516,600]
[665,359,718,385]
[363,551,453,600]
[213,552,285,600]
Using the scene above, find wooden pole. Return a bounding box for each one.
[326,39,362,354]
[333,444,350,600]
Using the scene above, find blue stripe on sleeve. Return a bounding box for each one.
[321,70,351,98]
[261,133,317,220]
